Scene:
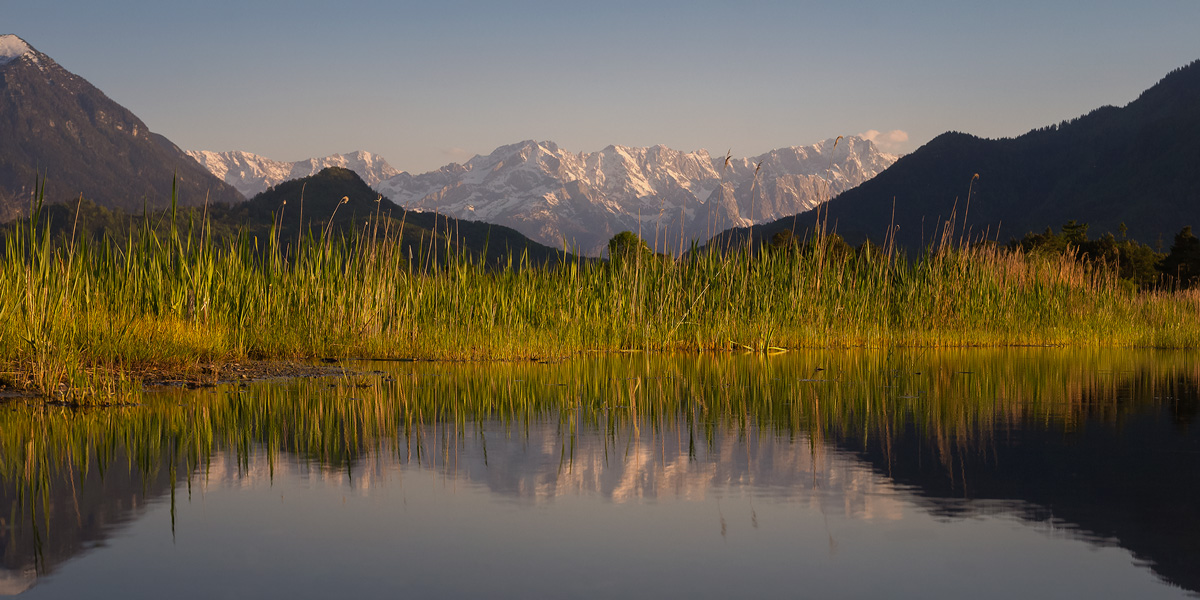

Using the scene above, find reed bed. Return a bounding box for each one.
[3,190,1200,398]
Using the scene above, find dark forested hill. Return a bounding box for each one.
[6,167,576,268]
[227,167,575,266]
[719,59,1200,251]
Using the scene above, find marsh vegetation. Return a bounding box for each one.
[4,184,1200,399]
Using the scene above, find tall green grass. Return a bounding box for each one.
[4,184,1200,398]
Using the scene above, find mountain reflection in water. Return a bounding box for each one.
[1,349,1197,598]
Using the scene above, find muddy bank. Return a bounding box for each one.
[139,359,351,390]
[0,359,353,403]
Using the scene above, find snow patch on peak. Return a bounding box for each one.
[374,137,898,255]
[0,35,32,66]
[187,149,403,198]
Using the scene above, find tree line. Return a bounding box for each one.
[1009,220,1200,290]
[612,219,1200,292]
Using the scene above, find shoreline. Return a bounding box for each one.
[7,341,1200,404]
[0,359,353,403]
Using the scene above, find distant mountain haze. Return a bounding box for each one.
[378,138,896,255]
[194,138,897,256]
[0,34,243,221]
[727,59,1200,252]
[187,150,402,197]
[241,167,573,267]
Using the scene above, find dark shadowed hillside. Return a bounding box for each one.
[718,59,1200,251]
[222,167,575,266]
[2,167,575,267]
[0,35,243,222]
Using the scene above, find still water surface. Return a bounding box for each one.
[2,349,1198,598]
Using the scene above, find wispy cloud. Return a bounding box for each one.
[858,129,910,155]
[440,147,473,163]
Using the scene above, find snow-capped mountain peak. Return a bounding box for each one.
[374,137,897,255]
[186,150,403,197]
[0,35,31,66]
[188,138,897,255]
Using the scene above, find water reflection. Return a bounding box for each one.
[1,349,1197,597]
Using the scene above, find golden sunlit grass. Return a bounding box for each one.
[4,182,1200,400]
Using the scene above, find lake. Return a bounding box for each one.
[2,349,1198,598]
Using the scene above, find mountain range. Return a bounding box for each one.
[8,29,1198,260]
[0,34,242,222]
[735,59,1200,251]
[0,32,896,256]
[375,138,896,255]
[187,149,401,197]
[231,167,571,266]
[193,138,896,255]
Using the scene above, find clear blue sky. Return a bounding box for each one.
[7,1,1200,172]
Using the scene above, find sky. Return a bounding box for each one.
[6,1,1200,173]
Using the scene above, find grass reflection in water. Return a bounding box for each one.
[3,348,1193,499]
[1,348,1198,594]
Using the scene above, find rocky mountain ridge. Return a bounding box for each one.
[195,137,894,255]
[187,149,401,197]
[375,137,895,255]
